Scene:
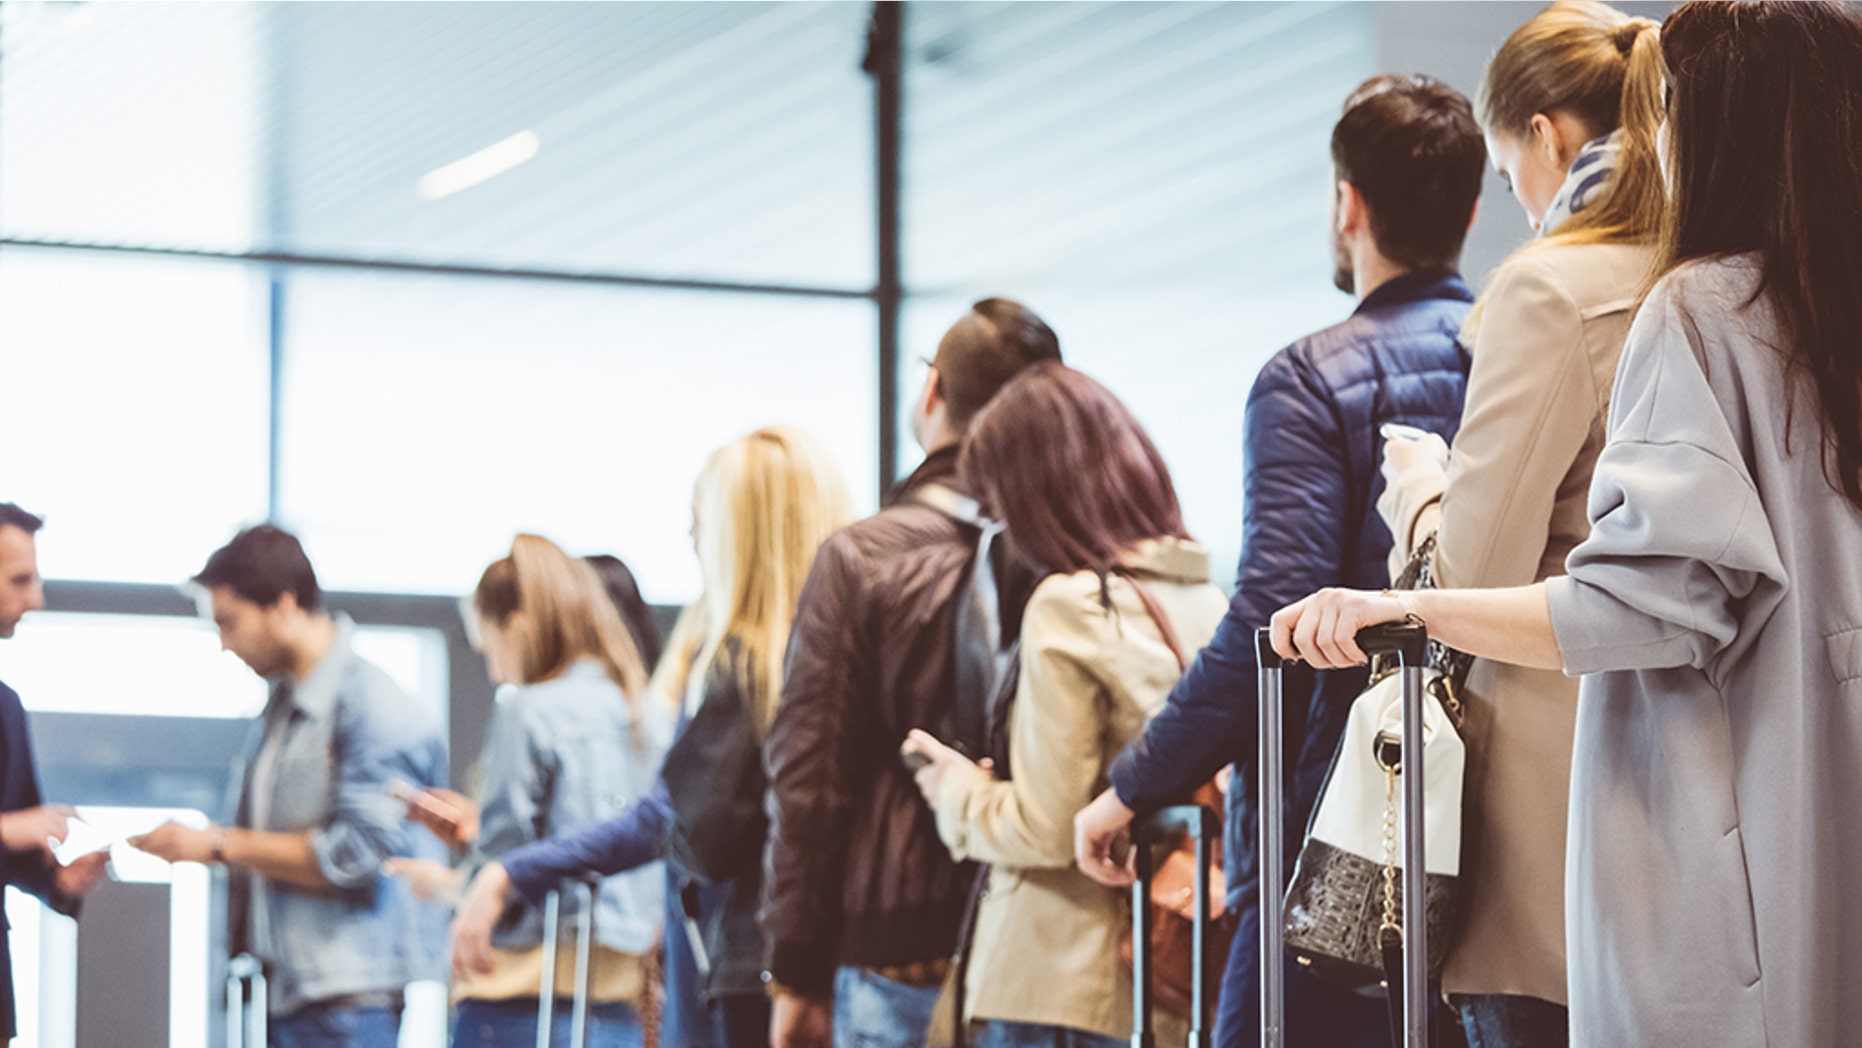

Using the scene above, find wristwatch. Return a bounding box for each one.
[209,827,228,865]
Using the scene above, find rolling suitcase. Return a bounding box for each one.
[1255,623,1433,1048]
[1129,803,1222,1048]
[225,953,267,1048]
[536,878,602,1048]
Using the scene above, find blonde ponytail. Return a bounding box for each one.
[1479,1,1667,248]
[475,533,651,725]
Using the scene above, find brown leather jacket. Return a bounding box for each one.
[760,447,986,998]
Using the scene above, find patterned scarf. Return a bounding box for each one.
[1539,129,1622,237]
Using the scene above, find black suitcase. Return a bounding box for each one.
[1255,623,1434,1048]
[1129,803,1221,1048]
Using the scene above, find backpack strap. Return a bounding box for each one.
[908,483,1012,761]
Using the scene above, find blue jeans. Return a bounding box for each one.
[972,1020,1122,1048]
[663,871,720,1048]
[1454,994,1568,1048]
[833,967,942,1048]
[271,1002,401,1048]
[451,997,645,1048]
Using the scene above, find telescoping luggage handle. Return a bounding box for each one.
[1130,803,1220,1048]
[537,877,602,1048]
[1256,623,1430,1048]
[225,953,266,1048]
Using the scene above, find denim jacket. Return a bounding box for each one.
[229,616,450,1016]
[472,659,671,956]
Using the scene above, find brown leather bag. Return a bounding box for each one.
[1118,576,1235,1019]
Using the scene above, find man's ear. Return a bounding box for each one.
[1337,180,1366,236]
[265,591,302,628]
[920,364,945,416]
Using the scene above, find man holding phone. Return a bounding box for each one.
[132,525,448,1048]
[1073,74,1485,1048]
[0,503,112,1042]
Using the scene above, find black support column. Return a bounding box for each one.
[867,1,905,494]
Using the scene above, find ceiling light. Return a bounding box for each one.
[418,130,540,200]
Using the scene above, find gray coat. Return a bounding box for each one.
[1546,256,1862,1046]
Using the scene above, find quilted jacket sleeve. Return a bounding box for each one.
[1110,348,1353,808]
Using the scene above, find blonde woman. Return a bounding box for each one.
[1373,3,1664,1043]
[390,534,670,1048]
[450,427,854,1048]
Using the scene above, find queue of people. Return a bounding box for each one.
[1,2,1860,1047]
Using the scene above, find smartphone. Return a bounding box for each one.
[389,780,461,829]
[1380,422,1430,443]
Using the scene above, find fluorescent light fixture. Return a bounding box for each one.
[418,130,540,200]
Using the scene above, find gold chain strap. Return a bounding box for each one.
[1379,762,1402,939]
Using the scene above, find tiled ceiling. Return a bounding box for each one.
[0,1,877,288]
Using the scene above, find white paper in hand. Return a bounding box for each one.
[51,818,115,866]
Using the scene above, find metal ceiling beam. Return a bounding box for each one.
[0,237,875,301]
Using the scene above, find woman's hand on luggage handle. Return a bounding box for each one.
[1269,588,1409,669]
[450,861,512,982]
[902,729,991,807]
[1074,788,1138,888]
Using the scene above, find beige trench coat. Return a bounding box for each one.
[933,537,1227,1041]
[1381,240,1653,1004]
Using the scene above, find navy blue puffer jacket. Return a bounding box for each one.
[1109,268,1472,911]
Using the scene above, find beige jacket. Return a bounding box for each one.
[1381,240,1653,1004]
[934,538,1227,1040]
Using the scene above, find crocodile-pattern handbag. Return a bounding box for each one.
[1280,533,1472,992]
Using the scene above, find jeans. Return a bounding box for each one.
[271,1002,401,1048]
[972,1020,1122,1048]
[451,997,645,1048]
[663,872,720,1048]
[1454,994,1569,1048]
[833,967,942,1048]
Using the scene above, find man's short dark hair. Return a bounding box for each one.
[0,504,44,535]
[932,297,1063,429]
[193,525,323,612]
[1331,74,1486,272]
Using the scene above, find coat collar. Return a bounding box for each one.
[1116,537,1213,586]
[884,444,964,508]
[1354,268,1473,316]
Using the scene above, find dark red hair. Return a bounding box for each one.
[960,362,1191,578]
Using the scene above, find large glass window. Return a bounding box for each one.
[0,3,262,251]
[902,1,1376,578]
[0,249,271,584]
[278,269,877,603]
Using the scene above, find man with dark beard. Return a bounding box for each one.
[1073,74,1484,1048]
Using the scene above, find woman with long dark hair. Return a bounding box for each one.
[1271,3,1862,1041]
[905,363,1227,1048]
